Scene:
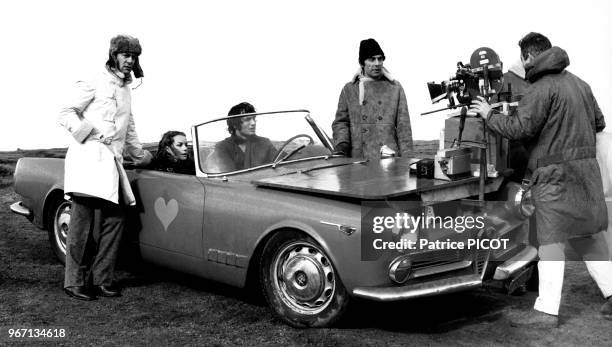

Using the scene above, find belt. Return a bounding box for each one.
[536,146,596,168]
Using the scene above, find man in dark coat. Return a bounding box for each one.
[332,38,413,160]
[472,32,612,325]
[208,102,276,172]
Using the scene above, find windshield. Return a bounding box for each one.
[194,110,333,176]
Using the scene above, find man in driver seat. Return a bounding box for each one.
[209,102,277,172]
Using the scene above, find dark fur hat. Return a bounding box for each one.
[359,38,385,66]
[106,35,144,78]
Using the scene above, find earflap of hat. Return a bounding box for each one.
[106,53,117,70]
[133,57,143,78]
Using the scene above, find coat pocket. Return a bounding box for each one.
[532,164,566,202]
[95,87,117,122]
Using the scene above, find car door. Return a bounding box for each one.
[128,169,205,263]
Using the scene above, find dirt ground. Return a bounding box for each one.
[1,161,612,346]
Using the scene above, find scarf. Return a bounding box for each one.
[353,67,394,105]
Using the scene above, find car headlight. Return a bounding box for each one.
[507,180,535,220]
[389,255,413,284]
[519,188,535,218]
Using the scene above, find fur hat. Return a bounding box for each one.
[106,35,144,78]
[359,38,385,66]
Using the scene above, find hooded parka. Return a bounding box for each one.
[487,47,608,244]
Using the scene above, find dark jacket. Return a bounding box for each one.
[487,47,608,244]
[210,135,277,172]
[151,152,195,175]
[332,76,413,160]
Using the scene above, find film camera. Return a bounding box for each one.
[422,47,509,182]
[426,47,504,111]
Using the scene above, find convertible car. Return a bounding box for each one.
[10,110,537,327]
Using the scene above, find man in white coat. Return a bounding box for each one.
[58,35,151,300]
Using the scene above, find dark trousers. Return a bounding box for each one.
[64,196,125,288]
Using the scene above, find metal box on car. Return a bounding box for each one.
[434,147,472,180]
[444,115,508,171]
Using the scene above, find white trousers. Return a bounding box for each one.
[596,132,612,257]
[605,204,612,257]
[534,233,612,315]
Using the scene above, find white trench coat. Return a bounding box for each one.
[58,68,151,205]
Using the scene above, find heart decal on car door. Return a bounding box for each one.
[154,197,178,231]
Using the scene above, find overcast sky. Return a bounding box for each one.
[1,0,611,151]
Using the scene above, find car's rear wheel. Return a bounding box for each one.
[47,198,70,264]
[260,230,349,328]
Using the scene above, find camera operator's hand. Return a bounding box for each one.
[470,96,493,119]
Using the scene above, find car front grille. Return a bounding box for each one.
[475,247,490,278]
[408,247,490,280]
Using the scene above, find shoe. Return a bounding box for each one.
[96,285,121,297]
[601,296,612,320]
[64,286,96,301]
[508,309,558,328]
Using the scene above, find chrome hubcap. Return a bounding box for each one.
[54,202,70,255]
[272,241,335,315]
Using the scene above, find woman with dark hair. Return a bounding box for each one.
[152,131,195,174]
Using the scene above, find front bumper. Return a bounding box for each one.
[352,245,538,302]
[352,274,482,302]
[492,245,538,280]
[10,201,32,218]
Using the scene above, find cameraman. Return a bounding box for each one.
[471,32,612,326]
[332,38,413,160]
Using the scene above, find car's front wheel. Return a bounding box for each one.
[47,198,70,264]
[260,230,349,328]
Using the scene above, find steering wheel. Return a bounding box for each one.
[273,134,315,163]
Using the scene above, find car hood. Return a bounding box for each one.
[252,157,502,201]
